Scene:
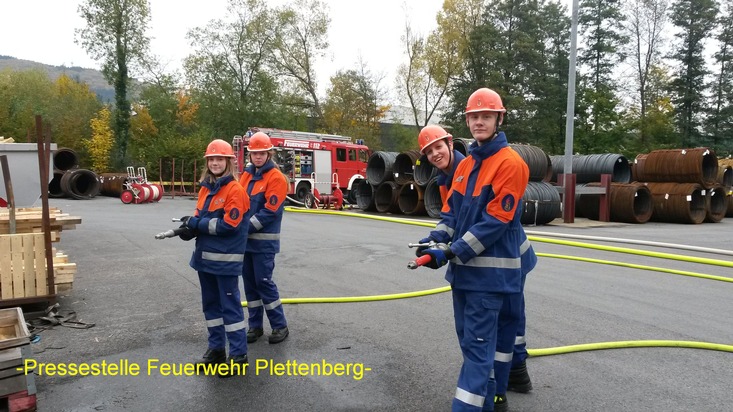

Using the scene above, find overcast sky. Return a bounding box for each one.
[0,0,449,102]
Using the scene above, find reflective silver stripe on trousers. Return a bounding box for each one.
[515,335,526,345]
[264,299,282,310]
[248,299,263,308]
[225,320,246,332]
[202,251,245,262]
[435,223,454,237]
[454,387,484,408]
[520,238,531,254]
[249,233,280,240]
[207,218,218,235]
[250,215,263,230]
[455,256,521,269]
[495,350,513,363]
[206,318,224,327]
[462,231,485,255]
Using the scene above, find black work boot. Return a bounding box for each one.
[247,328,264,343]
[268,327,289,344]
[198,348,226,365]
[508,360,533,393]
[218,354,248,378]
[494,393,508,412]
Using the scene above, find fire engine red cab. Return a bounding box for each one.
[232,127,371,204]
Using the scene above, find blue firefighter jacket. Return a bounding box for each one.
[431,132,537,292]
[436,149,466,203]
[189,174,249,275]
[239,160,287,254]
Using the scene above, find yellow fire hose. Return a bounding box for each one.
[244,207,733,356]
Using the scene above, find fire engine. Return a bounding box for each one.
[232,127,371,205]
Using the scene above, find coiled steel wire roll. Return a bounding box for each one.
[48,171,65,198]
[53,147,79,171]
[453,138,473,156]
[521,182,561,225]
[98,173,128,197]
[704,184,727,223]
[355,179,376,211]
[510,144,552,182]
[366,151,398,186]
[550,154,631,183]
[393,150,422,185]
[414,155,437,187]
[645,182,706,224]
[718,163,733,189]
[423,176,442,218]
[374,181,402,213]
[60,168,100,200]
[727,193,733,218]
[576,182,653,223]
[633,148,718,187]
[398,181,426,215]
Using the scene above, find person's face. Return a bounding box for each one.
[466,111,500,144]
[424,139,453,171]
[207,156,228,176]
[249,151,269,167]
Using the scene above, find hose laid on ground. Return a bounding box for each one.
[275,206,733,356]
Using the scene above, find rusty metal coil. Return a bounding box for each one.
[393,150,422,185]
[355,180,376,211]
[60,169,100,200]
[727,192,733,217]
[576,182,653,223]
[414,154,437,187]
[633,148,718,187]
[397,181,425,215]
[717,164,732,188]
[704,184,727,223]
[98,173,128,197]
[645,182,706,224]
[48,171,65,198]
[366,151,398,186]
[53,147,79,171]
[550,154,631,183]
[521,182,561,225]
[510,144,552,182]
[424,176,442,218]
[374,181,401,213]
[453,138,473,157]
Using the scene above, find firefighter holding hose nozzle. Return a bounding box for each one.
[180,139,251,377]
[412,88,537,412]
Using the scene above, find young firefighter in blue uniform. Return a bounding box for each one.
[417,124,535,409]
[182,139,250,377]
[416,88,537,411]
[239,132,289,344]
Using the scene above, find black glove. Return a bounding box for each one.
[415,238,433,257]
[180,215,200,230]
[423,243,454,269]
[178,224,197,241]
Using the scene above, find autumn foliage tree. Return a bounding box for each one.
[85,107,115,172]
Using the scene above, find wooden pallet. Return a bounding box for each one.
[0,234,48,300]
[0,208,81,242]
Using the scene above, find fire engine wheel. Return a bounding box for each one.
[303,192,318,209]
[295,182,311,203]
[120,190,134,204]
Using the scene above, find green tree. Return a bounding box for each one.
[271,0,330,123]
[0,69,54,140]
[76,0,152,169]
[707,0,733,154]
[622,0,669,147]
[184,0,286,136]
[49,75,102,152]
[322,68,389,149]
[668,0,718,147]
[576,0,628,153]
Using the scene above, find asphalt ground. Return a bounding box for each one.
[28,196,733,412]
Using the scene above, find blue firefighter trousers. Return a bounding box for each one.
[198,271,248,356]
[512,272,529,369]
[243,253,287,330]
[451,289,504,412]
[494,291,523,396]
